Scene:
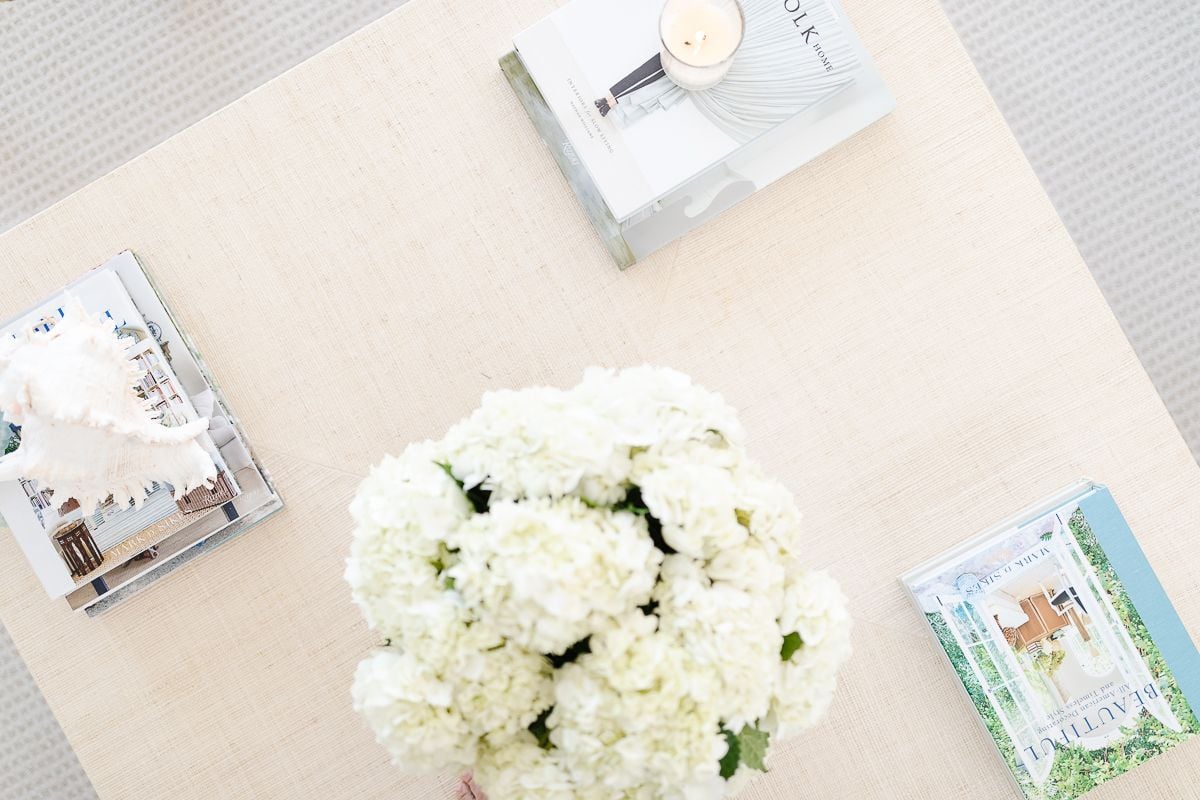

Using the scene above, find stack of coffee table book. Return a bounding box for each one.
[0,251,282,614]
[503,0,894,268]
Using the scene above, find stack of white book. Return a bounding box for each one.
[503,0,894,268]
[0,252,282,614]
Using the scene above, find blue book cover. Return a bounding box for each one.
[903,481,1200,799]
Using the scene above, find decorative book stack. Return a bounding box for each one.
[0,252,283,614]
[903,482,1200,800]
[503,0,894,268]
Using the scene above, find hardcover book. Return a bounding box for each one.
[0,251,282,614]
[505,0,893,268]
[902,482,1200,799]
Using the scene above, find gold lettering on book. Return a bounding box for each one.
[75,509,214,585]
[104,513,191,560]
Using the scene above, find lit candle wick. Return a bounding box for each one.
[691,29,707,58]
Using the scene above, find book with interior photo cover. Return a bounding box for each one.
[902,481,1200,799]
[0,251,282,614]
[504,0,893,267]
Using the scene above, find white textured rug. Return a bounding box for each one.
[0,0,1197,797]
[0,624,95,799]
[0,0,406,231]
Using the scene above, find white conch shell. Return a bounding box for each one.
[0,298,216,513]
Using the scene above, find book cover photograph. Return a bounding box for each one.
[514,0,860,222]
[0,251,282,614]
[903,482,1200,799]
[505,0,893,268]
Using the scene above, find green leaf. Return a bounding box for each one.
[434,460,461,487]
[546,636,592,668]
[613,486,675,555]
[613,486,650,515]
[718,727,740,779]
[736,725,770,772]
[528,708,553,750]
[718,724,771,779]
[735,508,752,528]
[780,632,803,662]
[433,460,491,513]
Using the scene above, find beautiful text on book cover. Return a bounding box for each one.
[905,487,1199,799]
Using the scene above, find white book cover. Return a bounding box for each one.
[514,0,861,221]
[0,252,282,612]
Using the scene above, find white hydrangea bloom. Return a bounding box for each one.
[349,440,471,558]
[638,460,748,559]
[346,367,851,799]
[770,646,845,739]
[448,633,555,741]
[779,569,852,660]
[352,650,476,772]
[654,557,780,729]
[442,387,630,504]
[354,623,554,768]
[722,764,763,798]
[346,440,472,637]
[549,614,728,797]
[574,365,745,450]
[449,498,662,654]
[705,538,786,611]
[770,569,853,739]
[735,467,804,558]
[345,545,440,637]
[474,736,608,800]
[630,434,746,478]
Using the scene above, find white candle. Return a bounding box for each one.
[659,0,745,91]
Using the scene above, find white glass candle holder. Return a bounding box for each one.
[659,0,745,91]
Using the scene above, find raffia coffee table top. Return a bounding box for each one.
[0,0,1196,798]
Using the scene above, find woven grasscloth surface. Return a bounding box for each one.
[0,0,1197,798]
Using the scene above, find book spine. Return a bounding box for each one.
[500,51,637,270]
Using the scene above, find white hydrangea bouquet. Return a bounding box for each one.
[346,367,851,799]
